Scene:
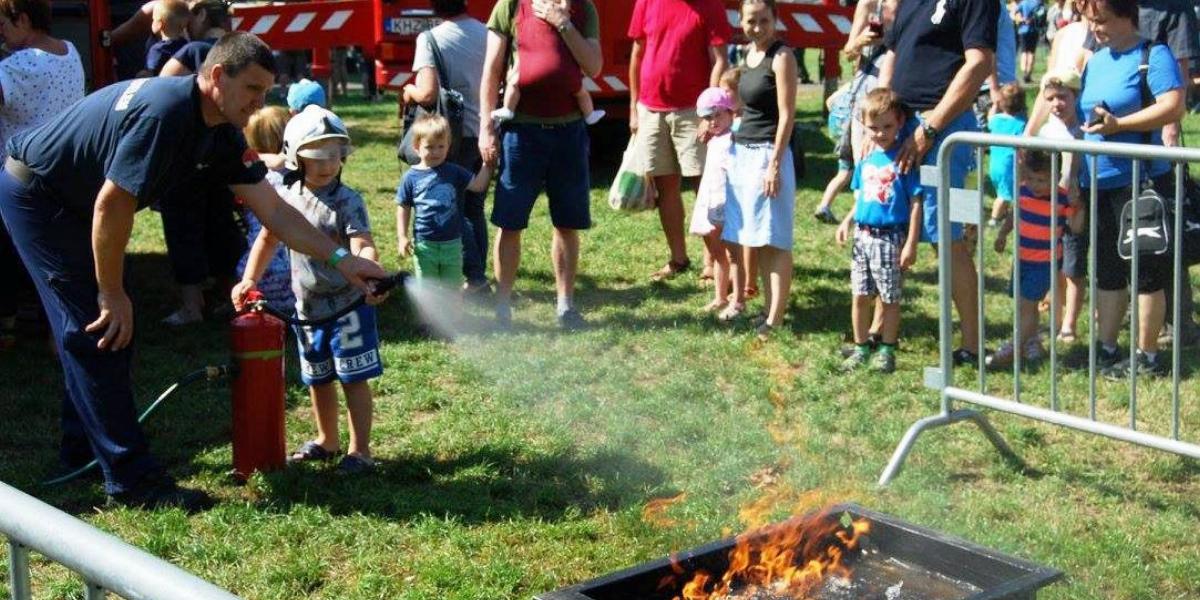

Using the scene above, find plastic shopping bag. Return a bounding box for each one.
[609,133,657,212]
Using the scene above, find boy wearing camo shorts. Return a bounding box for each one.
[835,88,923,373]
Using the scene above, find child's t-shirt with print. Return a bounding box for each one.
[851,146,923,229]
[280,179,372,320]
[395,163,473,243]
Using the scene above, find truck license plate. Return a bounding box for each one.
[386,17,436,36]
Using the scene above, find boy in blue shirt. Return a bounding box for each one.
[986,83,1027,227]
[396,115,493,289]
[836,88,923,373]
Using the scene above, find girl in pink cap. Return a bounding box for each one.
[689,86,738,315]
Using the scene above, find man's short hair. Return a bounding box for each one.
[1086,0,1137,27]
[410,114,451,147]
[429,0,466,18]
[860,87,905,121]
[201,31,277,78]
[0,0,51,32]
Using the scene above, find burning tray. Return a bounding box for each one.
[537,504,1061,600]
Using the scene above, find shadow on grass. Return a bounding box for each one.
[254,444,669,523]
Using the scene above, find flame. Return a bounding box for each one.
[671,509,871,600]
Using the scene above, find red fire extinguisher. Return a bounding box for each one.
[229,290,287,481]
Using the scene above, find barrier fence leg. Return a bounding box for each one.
[878,408,1024,486]
[86,581,106,600]
[9,538,32,600]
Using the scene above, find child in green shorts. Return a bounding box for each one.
[396,115,493,285]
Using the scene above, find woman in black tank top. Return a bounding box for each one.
[721,0,797,340]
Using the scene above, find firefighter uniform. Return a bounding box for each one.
[0,75,266,496]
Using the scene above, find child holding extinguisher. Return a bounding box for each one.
[232,105,386,475]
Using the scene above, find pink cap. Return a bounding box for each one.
[696,87,736,117]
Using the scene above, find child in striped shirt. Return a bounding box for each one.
[988,150,1083,368]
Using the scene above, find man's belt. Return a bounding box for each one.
[4,157,34,186]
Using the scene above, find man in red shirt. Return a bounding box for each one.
[628,0,731,281]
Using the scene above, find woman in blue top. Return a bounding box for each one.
[1079,0,1185,378]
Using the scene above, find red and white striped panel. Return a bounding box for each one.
[724,5,853,43]
[231,9,356,37]
[380,71,631,94]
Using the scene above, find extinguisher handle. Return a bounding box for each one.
[367,271,411,296]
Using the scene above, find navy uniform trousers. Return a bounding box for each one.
[0,168,160,495]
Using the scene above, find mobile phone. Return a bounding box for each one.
[1087,101,1110,127]
[867,19,883,35]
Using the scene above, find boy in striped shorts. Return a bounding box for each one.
[835,88,923,373]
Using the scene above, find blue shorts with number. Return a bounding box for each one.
[293,304,383,385]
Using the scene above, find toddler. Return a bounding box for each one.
[396,114,493,289]
[490,2,604,127]
[234,105,385,474]
[688,87,736,315]
[988,150,1083,368]
[142,0,189,76]
[238,106,294,312]
[835,88,922,374]
[986,84,1027,227]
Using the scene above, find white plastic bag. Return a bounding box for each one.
[608,132,657,212]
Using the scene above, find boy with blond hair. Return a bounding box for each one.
[142,0,189,75]
[835,88,923,373]
[396,114,493,287]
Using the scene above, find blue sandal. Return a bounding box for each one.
[336,454,376,475]
[288,441,336,463]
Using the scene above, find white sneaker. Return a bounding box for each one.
[584,109,606,125]
[491,107,515,123]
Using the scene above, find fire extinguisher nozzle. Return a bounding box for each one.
[371,271,412,296]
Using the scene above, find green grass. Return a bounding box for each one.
[3,69,1200,598]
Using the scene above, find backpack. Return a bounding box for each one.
[397,31,466,165]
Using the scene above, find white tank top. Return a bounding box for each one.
[1051,22,1089,74]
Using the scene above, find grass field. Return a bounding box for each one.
[2,65,1200,599]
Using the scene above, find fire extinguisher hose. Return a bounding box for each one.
[246,271,410,328]
[41,365,235,487]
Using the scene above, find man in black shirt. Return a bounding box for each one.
[881,0,998,365]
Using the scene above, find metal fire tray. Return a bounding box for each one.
[537,504,1062,600]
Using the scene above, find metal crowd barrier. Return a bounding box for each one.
[879,132,1200,486]
[1,482,240,600]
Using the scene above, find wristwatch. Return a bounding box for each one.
[557,20,573,34]
[920,120,939,141]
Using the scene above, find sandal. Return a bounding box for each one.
[743,286,759,300]
[650,259,692,282]
[336,454,376,475]
[756,322,775,341]
[1057,330,1077,344]
[288,440,337,463]
[717,303,746,322]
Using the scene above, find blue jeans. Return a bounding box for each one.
[0,169,161,495]
[453,138,488,286]
[903,109,977,244]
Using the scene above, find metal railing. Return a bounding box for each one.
[1,481,241,600]
[879,132,1200,486]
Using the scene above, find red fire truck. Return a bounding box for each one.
[58,0,852,102]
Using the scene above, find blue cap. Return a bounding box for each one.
[287,79,327,112]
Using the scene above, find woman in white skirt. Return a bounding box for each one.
[721,0,797,340]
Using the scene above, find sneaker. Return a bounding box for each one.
[840,347,872,372]
[1023,335,1046,362]
[1102,351,1168,380]
[951,348,981,367]
[557,308,587,332]
[1096,344,1122,369]
[871,350,896,373]
[106,474,212,512]
[985,341,1016,369]
[813,206,839,224]
[840,333,881,357]
[463,280,493,300]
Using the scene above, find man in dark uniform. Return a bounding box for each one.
[881,0,998,365]
[0,32,387,509]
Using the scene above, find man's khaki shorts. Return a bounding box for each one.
[637,103,705,178]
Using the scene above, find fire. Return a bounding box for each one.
[669,509,871,600]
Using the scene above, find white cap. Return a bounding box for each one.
[282,104,353,170]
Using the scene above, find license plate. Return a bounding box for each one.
[385,17,437,36]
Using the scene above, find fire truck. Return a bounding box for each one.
[55,0,853,104]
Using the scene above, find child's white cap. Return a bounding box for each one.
[282,105,353,170]
[1040,69,1081,93]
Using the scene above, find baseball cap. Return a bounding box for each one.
[696,87,736,117]
[287,79,327,112]
[1040,69,1081,92]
